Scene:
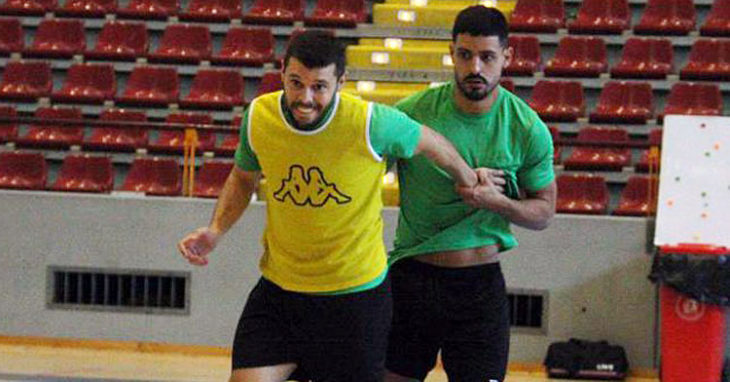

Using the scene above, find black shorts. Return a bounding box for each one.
[232,275,392,382]
[386,258,510,382]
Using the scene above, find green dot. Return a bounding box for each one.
[706,152,712,157]
[702,192,707,198]
[675,177,681,182]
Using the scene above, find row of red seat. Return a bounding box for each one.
[529,81,723,123]
[0,20,277,65]
[0,62,284,107]
[556,173,658,216]
[0,106,245,153]
[0,150,658,216]
[0,0,366,26]
[0,150,233,196]
[551,127,661,173]
[508,35,730,80]
[513,0,730,36]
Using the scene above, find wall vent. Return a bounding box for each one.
[507,289,547,333]
[48,267,190,315]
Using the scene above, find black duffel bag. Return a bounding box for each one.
[544,338,628,380]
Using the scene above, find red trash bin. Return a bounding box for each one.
[658,244,729,382]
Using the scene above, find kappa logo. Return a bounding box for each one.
[273,165,351,207]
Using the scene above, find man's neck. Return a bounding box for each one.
[453,85,500,115]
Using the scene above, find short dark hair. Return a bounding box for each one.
[452,5,508,47]
[283,30,346,78]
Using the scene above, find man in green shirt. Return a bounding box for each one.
[385,6,557,382]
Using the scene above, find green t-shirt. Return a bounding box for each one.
[390,82,555,264]
[235,93,423,171]
[234,92,423,294]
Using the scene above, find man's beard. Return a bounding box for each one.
[456,73,496,101]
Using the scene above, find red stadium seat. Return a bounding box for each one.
[180,0,242,22]
[212,27,274,66]
[52,63,116,104]
[500,78,515,93]
[544,36,607,78]
[504,35,541,77]
[563,126,631,171]
[0,0,56,15]
[509,0,565,33]
[256,71,283,97]
[568,0,630,34]
[243,0,304,25]
[634,0,695,35]
[556,174,609,215]
[0,61,52,101]
[635,129,662,172]
[193,160,233,198]
[117,0,178,19]
[614,175,658,216]
[50,154,113,193]
[85,109,148,151]
[662,82,722,119]
[216,114,241,156]
[528,80,585,122]
[610,38,673,79]
[679,39,730,81]
[305,0,366,28]
[700,0,730,36]
[590,81,654,124]
[86,21,148,61]
[180,69,245,110]
[57,0,116,17]
[0,105,17,142]
[0,18,23,55]
[148,112,216,154]
[0,151,46,190]
[18,107,84,148]
[121,157,181,196]
[148,24,211,64]
[116,66,179,106]
[25,19,85,58]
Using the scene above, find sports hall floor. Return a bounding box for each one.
[0,341,658,382]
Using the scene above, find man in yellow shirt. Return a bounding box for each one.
[177,31,477,382]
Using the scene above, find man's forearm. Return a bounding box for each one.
[490,197,554,230]
[418,126,477,187]
[209,169,258,235]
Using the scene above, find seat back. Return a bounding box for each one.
[504,35,541,76]
[614,175,658,216]
[122,157,181,196]
[256,71,284,97]
[30,19,86,54]
[186,69,245,106]
[636,0,696,34]
[0,0,57,14]
[570,0,630,33]
[0,18,23,53]
[193,160,234,198]
[184,0,242,18]
[87,108,148,150]
[0,105,17,142]
[53,154,113,192]
[509,0,565,32]
[664,82,723,116]
[92,21,148,58]
[61,0,116,16]
[155,112,215,151]
[154,24,211,59]
[556,174,609,214]
[121,66,179,102]
[577,126,629,144]
[217,27,274,64]
[0,61,52,99]
[0,151,47,190]
[57,63,116,99]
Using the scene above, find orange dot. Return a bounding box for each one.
[667,199,674,206]
[701,212,709,219]
[715,142,721,150]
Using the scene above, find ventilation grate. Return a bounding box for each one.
[507,289,547,333]
[48,267,190,315]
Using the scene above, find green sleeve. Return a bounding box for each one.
[233,108,261,171]
[369,103,422,160]
[518,120,555,192]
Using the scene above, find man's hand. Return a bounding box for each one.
[457,168,508,209]
[177,227,221,266]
